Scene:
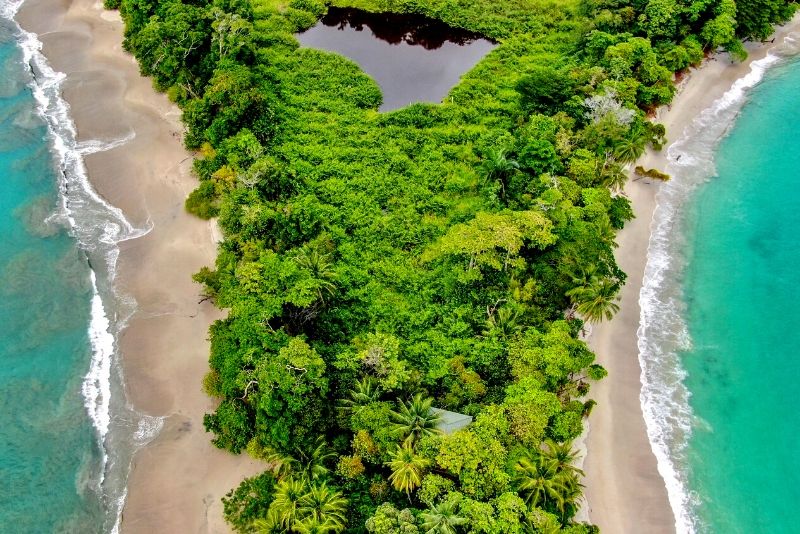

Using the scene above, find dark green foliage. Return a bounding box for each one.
[517,66,576,115]
[204,398,253,453]
[608,195,635,229]
[252,338,330,452]
[735,0,796,40]
[182,63,277,148]
[185,179,219,219]
[657,37,705,72]
[111,0,795,530]
[222,472,276,532]
[518,139,563,175]
[585,0,795,62]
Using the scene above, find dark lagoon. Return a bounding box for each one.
[296,7,495,111]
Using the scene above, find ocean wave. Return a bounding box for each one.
[3,2,158,533]
[638,34,800,534]
[84,270,115,453]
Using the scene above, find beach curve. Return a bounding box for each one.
[583,14,800,534]
[15,0,263,532]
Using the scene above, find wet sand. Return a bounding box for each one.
[583,15,800,533]
[16,0,261,532]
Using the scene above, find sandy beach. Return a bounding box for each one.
[16,0,262,532]
[583,15,800,533]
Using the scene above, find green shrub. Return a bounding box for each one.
[222,472,276,533]
[185,180,219,219]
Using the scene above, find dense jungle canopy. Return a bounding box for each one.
[110,0,796,530]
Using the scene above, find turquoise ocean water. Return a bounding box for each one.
[681,56,800,532]
[0,17,104,532]
[639,37,800,533]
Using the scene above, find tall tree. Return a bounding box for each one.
[420,500,468,534]
[566,276,621,323]
[298,483,348,532]
[513,450,578,514]
[390,394,442,443]
[387,441,431,496]
[261,477,306,531]
[210,7,252,59]
[480,148,520,201]
[338,377,381,417]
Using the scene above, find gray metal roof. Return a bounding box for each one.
[431,407,473,434]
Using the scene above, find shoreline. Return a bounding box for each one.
[583,15,800,533]
[15,0,262,532]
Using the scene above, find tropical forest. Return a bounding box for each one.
[107,0,796,531]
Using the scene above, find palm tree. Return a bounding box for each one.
[287,436,336,481]
[612,129,647,164]
[480,148,519,201]
[297,482,348,532]
[566,276,620,323]
[483,305,522,339]
[387,441,430,496]
[298,442,336,480]
[594,217,617,248]
[514,451,569,509]
[260,447,295,480]
[262,437,334,482]
[556,475,584,521]
[294,246,337,301]
[513,450,575,512]
[421,500,467,534]
[266,477,307,530]
[251,518,272,534]
[598,155,628,192]
[540,439,584,478]
[522,511,562,534]
[337,377,381,416]
[563,262,599,289]
[390,394,442,443]
[292,517,341,534]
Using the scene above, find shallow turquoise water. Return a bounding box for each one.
[0,19,104,532]
[681,58,800,532]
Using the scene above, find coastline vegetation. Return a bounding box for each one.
[634,165,671,181]
[111,0,795,531]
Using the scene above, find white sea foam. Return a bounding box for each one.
[3,2,158,532]
[639,36,800,534]
[76,131,137,155]
[134,415,165,446]
[0,1,23,20]
[110,488,127,534]
[83,270,115,455]
[5,0,135,443]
